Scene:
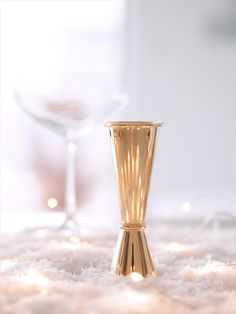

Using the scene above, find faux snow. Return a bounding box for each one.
[0,221,236,314]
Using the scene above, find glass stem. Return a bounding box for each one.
[65,135,77,221]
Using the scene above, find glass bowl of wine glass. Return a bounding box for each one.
[14,72,127,233]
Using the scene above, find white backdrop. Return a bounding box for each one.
[125,0,236,216]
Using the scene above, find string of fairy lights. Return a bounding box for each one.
[1,191,235,284]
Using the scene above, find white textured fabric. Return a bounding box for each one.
[0,222,236,314]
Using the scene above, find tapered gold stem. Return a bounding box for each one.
[106,121,163,278]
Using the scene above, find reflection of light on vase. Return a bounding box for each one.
[106,121,163,278]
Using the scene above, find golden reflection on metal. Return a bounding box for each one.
[105,121,163,278]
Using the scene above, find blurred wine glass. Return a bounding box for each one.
[15,72,127,232]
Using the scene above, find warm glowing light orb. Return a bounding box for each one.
[47,198,58,209]
[70,236,80,244]
[181,201,192,212]
[130,272,144,282]
[0,259,14,272]
[167,242,186,252]
[20,268,49,285]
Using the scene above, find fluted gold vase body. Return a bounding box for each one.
[106,121,163,278]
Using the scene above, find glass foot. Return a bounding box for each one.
[57,215,83,238]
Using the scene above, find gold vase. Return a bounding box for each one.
[105,121,163,279]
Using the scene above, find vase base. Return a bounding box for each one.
[111,228,157,278]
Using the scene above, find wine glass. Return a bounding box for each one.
[14,72,127,233]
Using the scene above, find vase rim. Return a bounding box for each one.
[105,121,163,127]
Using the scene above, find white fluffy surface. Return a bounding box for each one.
[0,222,236,314]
